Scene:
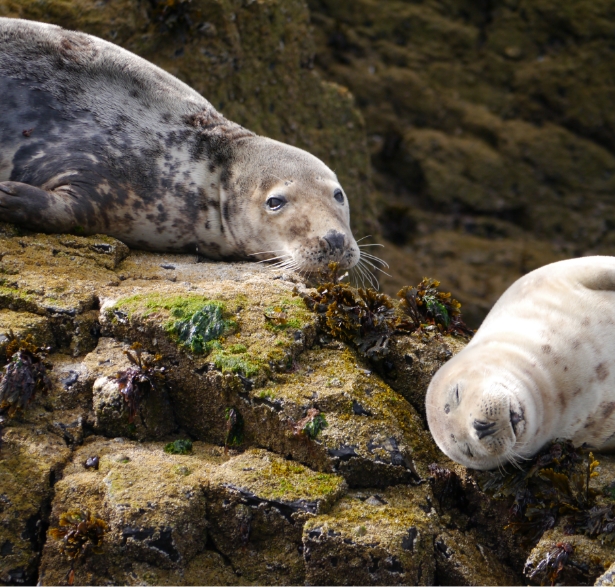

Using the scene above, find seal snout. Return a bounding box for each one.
[473,419,497,440]
[322,229,346,251]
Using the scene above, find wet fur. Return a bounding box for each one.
[0,18,358,269]
[426,256,615,470]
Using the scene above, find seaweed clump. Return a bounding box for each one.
[296,263,471,359]
[397,278,473,336]
[477,441,608,544]
[49,510,108,584]
[293,408,328,440]
[0,331,52,417]
[115,343,166,423]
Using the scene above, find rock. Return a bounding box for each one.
[0,425,70,585]
[206,449,346,584]
[375,333,466,421]
[0,222,541,584]
[303,485,437,585]
[435,528,517,586]
[88,339,176,441]
[524,529,615,586]
[38,437,217,585]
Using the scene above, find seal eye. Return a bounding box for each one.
[266,196,286,211]
[333,189,344,204]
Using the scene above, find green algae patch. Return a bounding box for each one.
[164,439,193,455]
[111,294,237,354]
[109,285,319,384]
[211,449,346,511]
[168,302,235,354]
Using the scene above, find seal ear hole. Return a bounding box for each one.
[454,384,460,405]
[266,195,287,211]
[334,189,344,204]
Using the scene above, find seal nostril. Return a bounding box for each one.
[510,410,524,434]
[323,230,345,251]
[473,419,497,440]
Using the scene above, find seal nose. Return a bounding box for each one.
[473,419,497,440]
[323,230,346,251]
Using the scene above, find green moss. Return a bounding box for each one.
[303,413,328,439]
[211,348,260,378]
[245,458,343,502]
[164,439,193,455]
[228,344,247,354]
[264,304,308,332]
[169,303,235,354]
[258,388,276,400]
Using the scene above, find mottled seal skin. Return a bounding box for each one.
[426,256,615,470]
[0,18,359,271]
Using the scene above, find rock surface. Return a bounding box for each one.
[1,225,518,585]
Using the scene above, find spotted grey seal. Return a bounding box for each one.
[0,18,360,272]
[426,256,615,470]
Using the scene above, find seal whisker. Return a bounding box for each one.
[249,249,286,256]
[358,243,384,248]
[353,264,367,289]
[268,259,295,270]
[355,235,372,243]
[357,260,380,289]
[268,257,293,266]
[360,252,390,268]
[255,254,291,264]
[355,261,372,288]
[359,257,391,279]
[353,264,368,289]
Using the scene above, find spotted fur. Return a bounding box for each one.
[426,256,615,470]
[0,18,359,270]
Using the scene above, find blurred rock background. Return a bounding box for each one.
[2,0,614,325]
[307,0,615,324]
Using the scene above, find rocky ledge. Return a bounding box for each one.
[1,222,615,586]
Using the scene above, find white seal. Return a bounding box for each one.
[426,256,615,470]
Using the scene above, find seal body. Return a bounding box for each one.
[426,256,615,470]
[0,18,359,271]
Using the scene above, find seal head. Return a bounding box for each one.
[426,256,615,470]
[220,136,359,272]
[427,351,533,470]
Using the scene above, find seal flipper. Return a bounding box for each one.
[0,181,80,233]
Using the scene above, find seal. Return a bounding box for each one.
[426,256,615,470]
[0,18,360,273]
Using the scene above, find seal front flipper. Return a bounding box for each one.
[0,181,81,233]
